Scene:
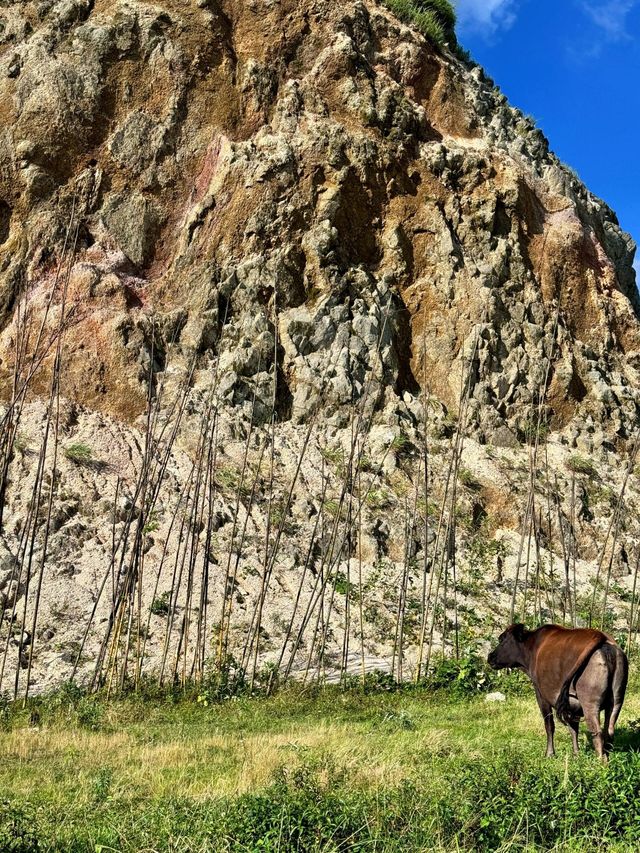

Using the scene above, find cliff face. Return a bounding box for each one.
[1,0,638,439]
[1,0,639,692]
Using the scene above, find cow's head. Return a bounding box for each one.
[487,624,530,670]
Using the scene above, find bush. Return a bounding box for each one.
[426,651,529,697]
[197,656,247,705]
[382,0,457,49]
[427,652,494,695]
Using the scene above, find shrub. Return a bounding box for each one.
[427,652,494,695]
[197,656,247,704]
[426,651,528,697]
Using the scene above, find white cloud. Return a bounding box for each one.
[568,1,639,62]
[455,0,518,35]
[581,0,639,40]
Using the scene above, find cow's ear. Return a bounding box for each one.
[512,623,528,642]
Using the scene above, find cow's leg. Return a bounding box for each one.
[607,703,624,749]
[583,703,605,761]
[603,705,614,756]
[606,647,629,753]
[568,719,580,756]
[535,690,555,757]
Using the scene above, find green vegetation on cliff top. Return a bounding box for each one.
[383,0,457,48]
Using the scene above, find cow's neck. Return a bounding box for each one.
[521,628,550,684]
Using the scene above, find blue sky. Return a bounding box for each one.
[456,0,640,269]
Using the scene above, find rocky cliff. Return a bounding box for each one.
[1,0,639,694]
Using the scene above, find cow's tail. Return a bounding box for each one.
[555,633,606,724]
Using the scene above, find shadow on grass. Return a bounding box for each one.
[612,722,640,753]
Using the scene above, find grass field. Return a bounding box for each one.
[2,678,640,852]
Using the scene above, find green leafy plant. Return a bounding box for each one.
[0,800,40,853]
[150,591,171,617]
[197,656,247,704]
[142,509,161,534]
[64,443,94,464]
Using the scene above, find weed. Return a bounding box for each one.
[215,466,250,496]
[521,414,550,443]
[390,431,412,456]
[466,532,510,579]
[365,488,394,510]
[197,656,247,704]
[64,442,94,464]
[151,591,171,617]
[0,800,39,852]
[458,467,481,491]
[12,434,29,455]
[143,509,161,534]
[91,767,113,802]
[567,454,598,479]
[320,445,345,471]
[323,499,343,518]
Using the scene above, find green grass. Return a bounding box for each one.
[382,0,457,49]
[63,442,94,464]
[567,454,599,479]
[2,679,640,851]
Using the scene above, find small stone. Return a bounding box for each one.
[485,692,506,703]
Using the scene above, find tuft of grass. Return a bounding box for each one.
[215,465,250,496]
[320,446,345,467]
[365,488,394,510]
[566,454,599,479]
[323,498,343,518]
[64,442,94,464]
[458,467,482,491]
[12,433,29,455]
[382,0,457,49]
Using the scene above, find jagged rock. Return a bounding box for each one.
[0,0,636,440]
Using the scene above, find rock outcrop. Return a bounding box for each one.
[2,0,638,440]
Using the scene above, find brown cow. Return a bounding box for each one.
[488,624,628,759]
